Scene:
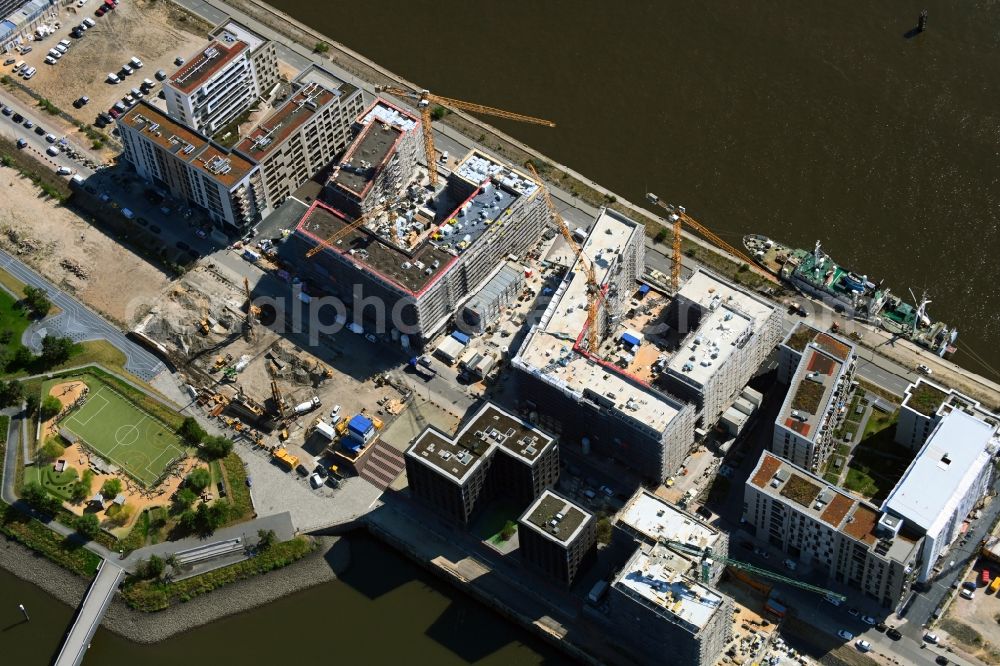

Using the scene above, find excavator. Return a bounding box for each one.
[374,86,555,188]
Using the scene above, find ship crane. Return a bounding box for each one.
[527,163,605,351]
[375,85,556,188]
[909,288,932,335]
[645,193,779,292]
[658,538,847,601]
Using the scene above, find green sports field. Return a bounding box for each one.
[61,384,185,487]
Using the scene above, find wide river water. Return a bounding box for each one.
[273,0,1000,377]
[2,2,999,662]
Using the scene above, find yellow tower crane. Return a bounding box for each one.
[526,163,604,352]
[645,194,779,291]
[375,86,556,188]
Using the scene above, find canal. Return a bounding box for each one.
[270,0,1000,377]
[0,534,569,665]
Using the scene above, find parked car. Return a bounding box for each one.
[847,607,859,617]
[1,105,10,115]
[935,657,949,665]
[73,96,89,108]
[33,126,44,136]
[15,138,26,149]
[924,633,939,644]
[856,640,871,652]
[56,166,73,175]
[22,119,33,128]
[960,588,975,600]
[44,133,56,143]
[309,473,324,489]
[886,627,902,641]
[245,475,252,487]
[11,113,23,122]
[45,146,59,156]
[861,615,876,626]
[837,630,853,641]
[176,240,190,251]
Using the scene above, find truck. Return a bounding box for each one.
[409,356,436,379]
[587,580,609,604]
[312,420,336,441]
[293,396,321,415]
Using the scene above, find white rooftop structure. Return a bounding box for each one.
[358,100,418,132]
[883,409,999,534]
[618,490,721,552]
[213,19,267,51]
[613,544,724,631]
[516,209,680,432]
[667,270,775,387]
[454,151,538,196]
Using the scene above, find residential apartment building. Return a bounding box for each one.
[457,261,524,335]
[322,98,424,218]
[118,102,265,233]
[895,378,1000,451]
[614,488,730,585]
[882,408,998,581]
[744,452,923,609]
[404,403,559,527]
[0,0,58,53]
[513,208,697,482]
[164,21,279,135]
[771,335,856,471]
[660,268,783,428]
[608,542,733,666]
[287,149,547,346]
[777,322,821,385]
[234,65,364,212]
[517,490,596,587]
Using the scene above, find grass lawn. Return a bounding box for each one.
[844,410,911,503]
[0,285,30,363]
[24,464,79,501]
[843,466,879,496]
[60,377,185,487]
[471,499,522,548]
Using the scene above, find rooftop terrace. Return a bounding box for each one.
[330,120,403,198]
[614,544,725,632]
[235,82,336,160]
[406,403,556,483]
[520,490,591,545]
[169,40,248,94]
[515,208,684,433]
[778,343,847,441]
[616,489,721,552]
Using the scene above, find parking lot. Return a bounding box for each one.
[9,0,209,127]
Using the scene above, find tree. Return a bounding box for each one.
[177,416,207,445]
[40,394,62,420]
[205,501,229,531]
[596,517,612,545]
[11,346,35,371]
[107,501,133,525]
[24,393,39,415]
[138,554,165,579]
[654,228,668,244]
[179,509,198,533]
[500,520,517,541]
[69,469,94,504]
[21,481,61,514]
[38,438,65,462]
[174,487,197,511]
[39,335,74,368]
[430,105,449,121]
[199,434,232,460]
[186,467,211,492]
[100,478,123,498]
[75,513,100,539]
[0,379,23,407]
[256,528,276,551]
[21,285,52,318]
[313,41,329,53]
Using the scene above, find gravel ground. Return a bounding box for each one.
[0,533,350,643]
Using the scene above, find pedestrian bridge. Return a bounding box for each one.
[54,560,125,666]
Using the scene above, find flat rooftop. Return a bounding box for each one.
[235,82,337,160]
[212,20,267,52]
[613,544,725,632]
[295,201,455,295]
[782,322,853,361]
[120,102,254,187]
[358,98,419,133]
[406,403,556,484]
[667,269,776,388]
[169,40,248,94]
[883,409,999,533]
[516,209,684,433]
[330,120,403,198]
[749,452,920,560]
[454,150,539,197]
[778,343,846,441]
[520,490,592,545]
[617,489,721,552]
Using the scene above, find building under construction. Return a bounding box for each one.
[283,148,548,346]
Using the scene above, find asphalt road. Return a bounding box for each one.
[0,248,165,381]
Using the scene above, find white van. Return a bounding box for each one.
[48,48,61,59]
[13,60,25,71]
[55,43,67,54]
[22,67,35,79]
[107,72,120,83]
[58,39,71,49]
[129,57,143,69]
[82,17,96,28]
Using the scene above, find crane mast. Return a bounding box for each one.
[375,85,555,188]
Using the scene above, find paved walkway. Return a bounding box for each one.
[0,249,165,382]
[53,560,126,666]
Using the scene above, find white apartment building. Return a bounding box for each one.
[895,378,1000,451]
[164,21,279,135]
[772,335,856,470]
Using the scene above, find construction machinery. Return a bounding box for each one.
[527,162,604,351]
[374,85,556,188]
[304,199,394,259]
[645,193,779,292]
[243,277,260,341]
[658,538,846,601]
[270,380,286,419]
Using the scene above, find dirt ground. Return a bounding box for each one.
[940,564,1000,664]
[17,0,209,126]
[0,171,171,323]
